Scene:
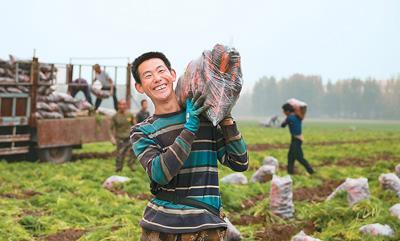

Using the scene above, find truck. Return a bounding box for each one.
[0,57,133,163]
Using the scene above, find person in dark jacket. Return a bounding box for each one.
[281,103,314,175]
[136,99,150,123]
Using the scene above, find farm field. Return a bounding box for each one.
[1,120,400,241]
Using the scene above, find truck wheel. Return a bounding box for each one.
[38,147,72,163]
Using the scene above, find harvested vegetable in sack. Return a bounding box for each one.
[269,175,294,219]
[175,44,243,126]
[286,98,307,120]
[91,80,111,99]
[359,223,394,237]
[220,173,248,185]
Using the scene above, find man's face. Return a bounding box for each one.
[135,58,176,103]
[94,65,101,74]
[141,101,148,111]
[283,110,289,116]
[118,100,127,112]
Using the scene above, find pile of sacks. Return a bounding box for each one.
[36,92,92,119]
[175,44,243,126]
[270,175,294,219]
[0,55,57,95]
[326,177,370,206]
[221,156,279,184]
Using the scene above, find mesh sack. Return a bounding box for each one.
[269,175,294,219]
[290,231,322,241]
[262,156,279,170]
[286,98,307,120]
[389,203,400,219]
[359,223,394,237]
[379,173,400,197]
[327,177,370,206]
[251,165,276,183]
[220,173,248,185]
[175,44,243,126]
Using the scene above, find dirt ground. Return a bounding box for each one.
[254,220,316,241]
[42,229,86,241]
[293,179,343,202]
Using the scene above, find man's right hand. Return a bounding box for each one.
[183,92,210,133]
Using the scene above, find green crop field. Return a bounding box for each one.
[1,120,400,241]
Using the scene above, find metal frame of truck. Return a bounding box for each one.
[0,57,132,163]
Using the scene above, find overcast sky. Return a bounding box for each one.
[1,0,399,91]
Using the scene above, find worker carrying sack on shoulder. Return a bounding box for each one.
[286,98,307,120]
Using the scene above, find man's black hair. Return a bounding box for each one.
[140,99,147,105]
[282,103,295,113]
[131,52,171,84]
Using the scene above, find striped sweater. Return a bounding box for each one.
[130,110,248,234]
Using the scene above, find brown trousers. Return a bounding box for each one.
[140,228,226,241]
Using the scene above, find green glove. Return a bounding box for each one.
[184,92,209,133]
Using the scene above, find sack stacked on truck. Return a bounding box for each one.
[285,98,307,120]
[0,55,57,95]
[175,44,243,126]
[36,92,92,119]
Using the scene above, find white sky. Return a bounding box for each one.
[1,0,399,91]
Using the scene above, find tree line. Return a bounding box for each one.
[233,74,400,120]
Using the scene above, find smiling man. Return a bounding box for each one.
[130,52,249,241]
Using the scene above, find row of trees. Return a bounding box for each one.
[233,74,400,119]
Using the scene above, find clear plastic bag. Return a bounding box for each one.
[389,203,400,219]
[251,165,276,183]
[359,223,394,237]
[379,173,400,197]
[326,177,370,206]
[102,175,131,189]
[286,98,307,120]
[91,80,111,99]
[262,156,279,170]
[175,44,243,126]
[224,217,242,241]
[291,231,322,241]
[220,173,248,185]
[269,175,294,219]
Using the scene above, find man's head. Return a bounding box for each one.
[118,99,128,113]
[282,103,294,116]
[140,99,148,111]
[131,52,176,104]
[93,64,101,74]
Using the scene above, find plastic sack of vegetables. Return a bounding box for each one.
[285,98,307,120]
[175,44,242,126]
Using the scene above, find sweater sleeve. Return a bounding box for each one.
[216,122,249,172]
[130,126,196,185]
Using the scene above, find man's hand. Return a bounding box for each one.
[184,92,210,133]
[219,110,234,126]
[110,137,116,145]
